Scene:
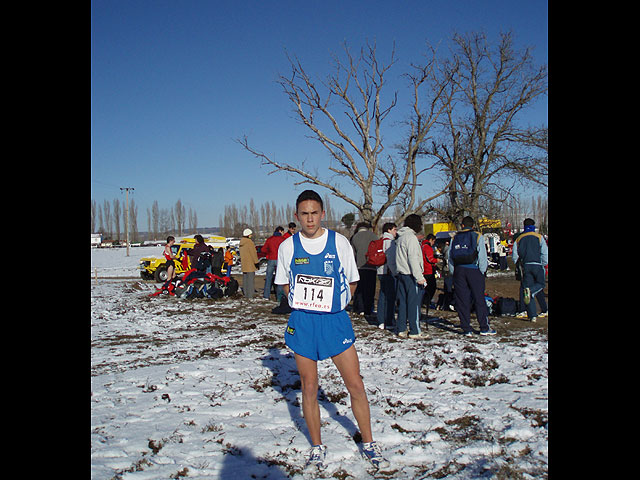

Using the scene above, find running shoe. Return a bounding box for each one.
[362,441,390,469]
[480,328,497,336]
[306,444,327,471]
[397,331,408,338]
[408,332,429,339]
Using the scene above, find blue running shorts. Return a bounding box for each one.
[284,309,355,361]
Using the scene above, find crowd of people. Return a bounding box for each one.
[232,213,548,335]
[170,210,548,331]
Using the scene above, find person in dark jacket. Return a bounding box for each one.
[447,217,496,336]
[350,222,378,317]
[189,235,211,272]
[262,226,285,301]
[211,247,224,277]
[512,218,548,322]
[421,234,438,319]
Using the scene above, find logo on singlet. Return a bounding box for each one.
[324,260,334,275]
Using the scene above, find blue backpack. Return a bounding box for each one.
[450,230,479,266]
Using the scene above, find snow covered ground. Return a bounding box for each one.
[90,248,548,479]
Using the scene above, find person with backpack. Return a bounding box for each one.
[395,214,428,338]
[512,218,548,322]
[447,216,496,336]
[350,222,378,318]
[375,222,398,330]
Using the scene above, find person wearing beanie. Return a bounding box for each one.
[239,228,259,299]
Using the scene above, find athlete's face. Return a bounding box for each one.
[295,199,325,239]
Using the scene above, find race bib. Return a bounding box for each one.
[292,274,334,312]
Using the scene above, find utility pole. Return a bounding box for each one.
[120,187,135,256]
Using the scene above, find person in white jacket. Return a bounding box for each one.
[394,214,427,338]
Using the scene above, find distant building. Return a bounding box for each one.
[91,233,102,247]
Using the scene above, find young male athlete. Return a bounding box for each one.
[274,189,389,472]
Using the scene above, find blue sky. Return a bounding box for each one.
[91,0,548,229]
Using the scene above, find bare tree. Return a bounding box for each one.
[390,43,459,225]
[98,204,104,235]
[113,198,121,242]
[146,207,152,242]
[175,199,185,236]
[103,200,112,240]
[129,199,139,243]
[421,32,548,224]
[188,207,198,234]
[249,198,260,238]
[239,41,438,231]
[151,200,159,240]
[91,200,96,233]
[238,33,546,230]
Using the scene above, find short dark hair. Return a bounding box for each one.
[275,226,284,233]
[426,233,436,241]
[461,216,475,229]
[295,189,324,211]
[167,236,175,243]
[355,221,372,230]
[523,218,535,227]
[288,222,297,229]
[382,222,397,233]
[194,234,204,244]
[404,214,423,233]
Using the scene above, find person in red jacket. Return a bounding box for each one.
[282,222,297,239]
[263,226,286,301]
[421,233,438,320]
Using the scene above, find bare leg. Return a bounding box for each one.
[295,353,322,445]
[331,345,373,443]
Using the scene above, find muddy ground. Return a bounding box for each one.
[235,271,549,335]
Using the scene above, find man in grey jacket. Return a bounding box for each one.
[395,214,427,338]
